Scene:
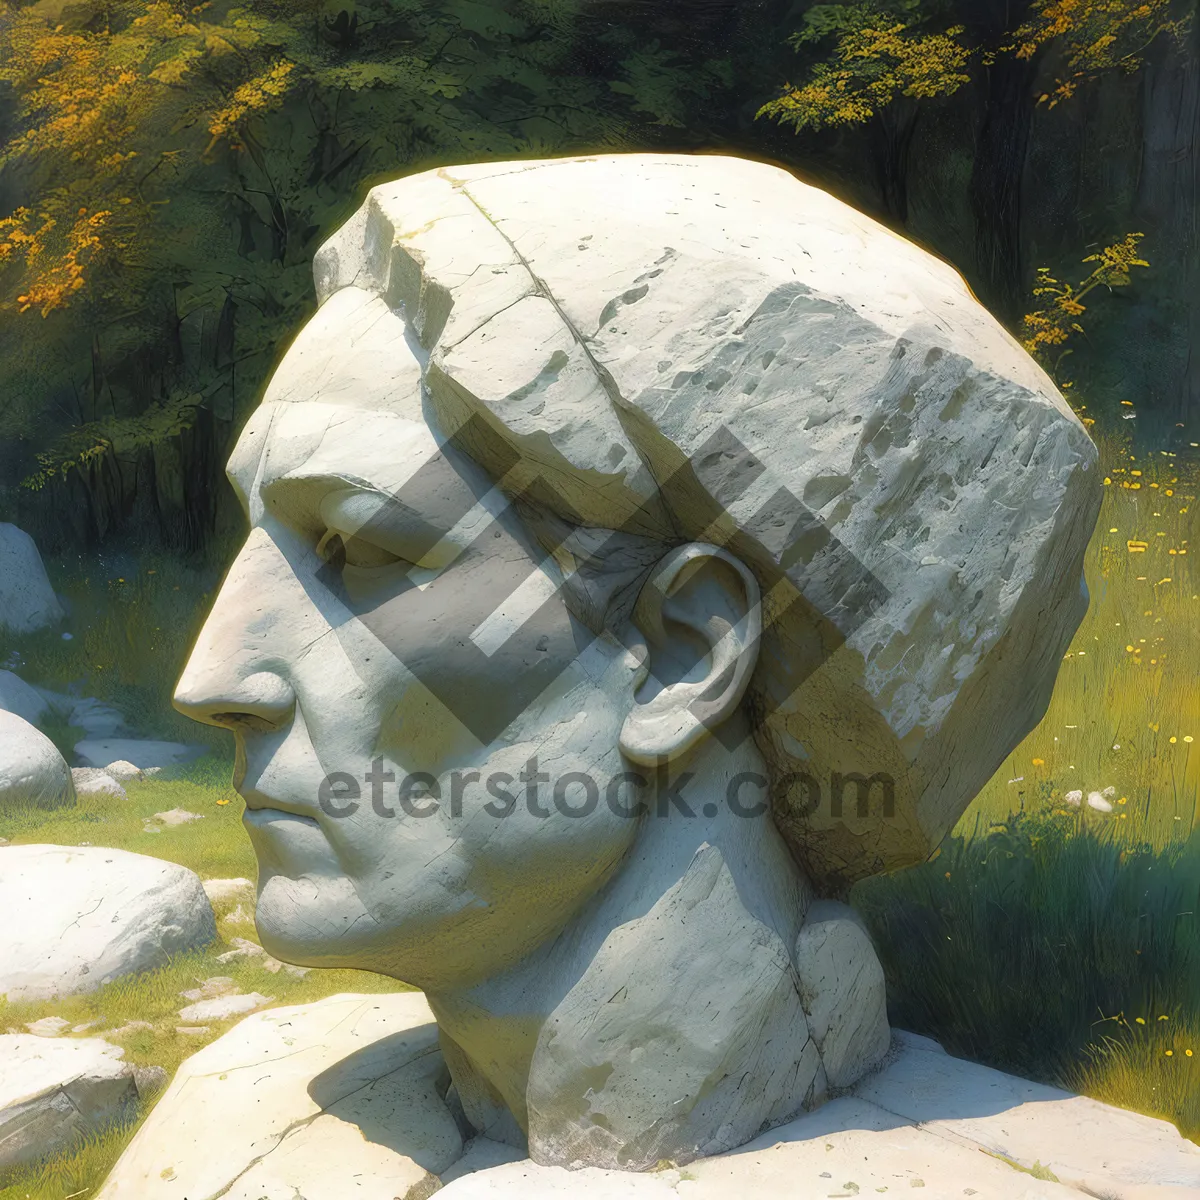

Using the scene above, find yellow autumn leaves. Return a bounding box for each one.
[758,0,1191,133]
[757,18,971,130]
[1011,0,1190,106]
[0,2,304,318]
[0,207,110,317]
[207,61,296,150]
[1021,234,1150,377]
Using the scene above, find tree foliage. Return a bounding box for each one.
[1010,0,1192,106]
[1022,232,1151,385]
[0,0,732,545]
[756,1,970,131]
[758,0,1192,131]
[755,0,1190,342]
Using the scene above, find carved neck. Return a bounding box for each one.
[426,726,818,1170]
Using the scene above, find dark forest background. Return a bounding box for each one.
[1,0,1197,562]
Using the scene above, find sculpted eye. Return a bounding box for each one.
[316,528,405,571]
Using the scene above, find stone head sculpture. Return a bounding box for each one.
[174,154,1100,1170]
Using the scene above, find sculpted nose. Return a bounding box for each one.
[173,532,298,733]
[174,666,295,733]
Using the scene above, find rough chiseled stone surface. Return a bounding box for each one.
[793,899,890,1089]
[155,153,1101,1175]
[441,1035,1200,1199]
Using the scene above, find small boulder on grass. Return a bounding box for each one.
[216,937,265,964]
[25,1017,70,1038]
[0,1034,136,1184]
[179,977,238,1003]
[69,698,127,739]
[71,769,128,801]
[177,993,273,1024]
[153,808,205,826]
[203,878,255,906]
[103,759,143,782]
[0,711,75,812]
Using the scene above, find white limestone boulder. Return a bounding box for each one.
[0,671,49,726]
[0,845,216,1001]
[71,769,128,801]
[0,524,64,635]
[98,991,464,1200]
[103,759,143,781]
[0,711,74,811]
[313,154,1101,889]
[793,899,890,1088]
[70,697,128,739]
[0,1035,137,1182]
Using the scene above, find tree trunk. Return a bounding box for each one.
[870,101,920,227]
[953,0,1038,324]
[1134,28,1200,435]
[967,51,1039,323]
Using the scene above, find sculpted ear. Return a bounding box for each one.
[619,543,761,766]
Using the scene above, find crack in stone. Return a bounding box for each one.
[451,182,630,421]
[439,284,539,355]
[840,1088,1095,1198]
[200,1043,446,1199]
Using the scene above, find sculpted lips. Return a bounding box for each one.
[243,807,322,831]
[239,785,323,825]
[243,806,334,877]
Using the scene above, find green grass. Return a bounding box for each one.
[0,1121,144,1200]
[1068,1012,1200,1140]
[0,755,253,879]
[958,434,1198,846]
[854,813,1200,1139]
[5,551,229,752]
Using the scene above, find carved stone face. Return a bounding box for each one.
[173,153,1102,1170]
[174,306,648,991]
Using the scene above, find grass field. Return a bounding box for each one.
[1,431,1197,1196]
[958,432,1198,845]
